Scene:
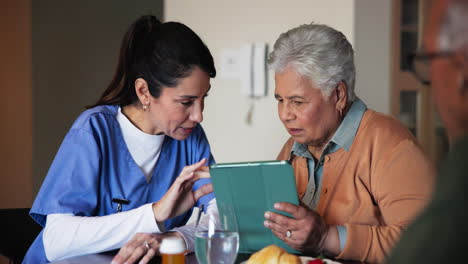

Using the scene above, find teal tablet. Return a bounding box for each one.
[210,160,300,254]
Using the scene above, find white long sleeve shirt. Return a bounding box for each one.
[43,200,217,261]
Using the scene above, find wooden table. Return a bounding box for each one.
[51,252,366,264]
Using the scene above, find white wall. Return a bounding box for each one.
[354,0,392,114]
[166,0,355,163]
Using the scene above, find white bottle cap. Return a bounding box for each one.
[159,237,186,254]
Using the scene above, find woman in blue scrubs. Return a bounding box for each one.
[23,15,216,264]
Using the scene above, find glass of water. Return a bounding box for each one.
[195,203,239,264]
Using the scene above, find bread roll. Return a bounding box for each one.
[247,245,301,264]
[278,251,301,264]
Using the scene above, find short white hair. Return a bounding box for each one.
[268,23,356,102]
[439,0,468,56]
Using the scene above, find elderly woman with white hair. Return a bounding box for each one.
[262,23,435,263]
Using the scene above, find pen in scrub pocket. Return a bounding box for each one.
[195,204,204,226]
[112,198,130,213]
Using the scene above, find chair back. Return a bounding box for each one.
[0,208,42,264]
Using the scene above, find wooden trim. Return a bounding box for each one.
[0,0,33,208]
[392,0,445,163]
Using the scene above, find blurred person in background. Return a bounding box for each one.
[387,0,468,262]
[263,23,435,263]
[24,15,217,264]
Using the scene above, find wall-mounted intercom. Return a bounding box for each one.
[219,42,269,98]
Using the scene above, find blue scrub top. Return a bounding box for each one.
[23,105,215,263]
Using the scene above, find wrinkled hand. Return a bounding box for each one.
[263,202,329,255]
[153,158,213,222]
[111,232,181,264]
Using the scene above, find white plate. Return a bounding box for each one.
[241,256,342,264]
[299,256,342,264]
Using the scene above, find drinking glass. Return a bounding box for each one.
[195,204,239,264]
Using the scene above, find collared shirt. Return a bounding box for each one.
[290,98,367,251]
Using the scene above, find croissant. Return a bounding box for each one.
[247,245,301,264]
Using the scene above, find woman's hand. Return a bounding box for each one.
[111,232,182,264]
[263,202,339,256]
[152,158,213,222]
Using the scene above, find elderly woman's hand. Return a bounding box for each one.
[263,202,334,255]
[111,232,182,264]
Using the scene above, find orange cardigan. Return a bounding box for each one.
[277,110,435,263]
